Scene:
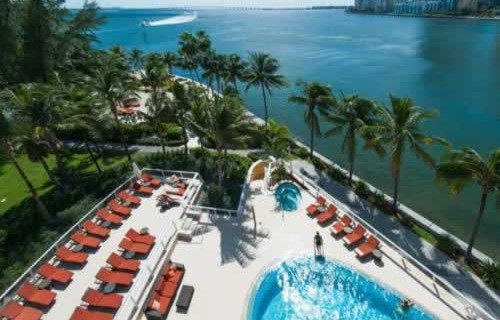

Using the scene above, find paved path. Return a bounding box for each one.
[64,140,263,157]
[290,159,500,318]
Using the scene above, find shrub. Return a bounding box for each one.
[478,261,500,289]
[354,181,370,198]
[435,234,460,256]
[203,184,232,208]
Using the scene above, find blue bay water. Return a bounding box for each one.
[95,9,500,259]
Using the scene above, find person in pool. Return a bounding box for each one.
[314,232,324,256]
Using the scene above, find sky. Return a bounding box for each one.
[66,0,352,9]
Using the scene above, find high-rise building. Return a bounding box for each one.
[456,0,479,10]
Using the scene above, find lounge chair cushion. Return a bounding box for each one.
[0,301,43,320]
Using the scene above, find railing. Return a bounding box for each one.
[0,174,136,305]
[185,205,238,218]
[288,166,497,320]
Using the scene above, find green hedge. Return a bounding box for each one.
[56,122,186,146]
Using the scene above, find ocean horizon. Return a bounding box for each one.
[95,8,500,259]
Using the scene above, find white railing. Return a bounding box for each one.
[0,174,136,305]
[288,166,497,320]
[185,205,238,217]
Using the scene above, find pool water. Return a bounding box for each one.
[275,182,302,212]
[248,257,435,320]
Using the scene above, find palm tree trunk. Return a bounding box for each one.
[112,107,133,164]
[233,80,238,93]
[216,147,223,186]
[392,170,400,212]
[309,128,314,160]
[261,84,268,126]
[6,143,48,215]
[465,190,489,262]
[39,157,59,186]
[160,138,166,155]
[348,129,356,185]
[182,127,188,155]
[84,141,102,174]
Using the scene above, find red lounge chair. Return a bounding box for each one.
[70,307,113,320]
[162,265,184,283]
[106,253,140,273]
[141,173,162,188]
[355,236,381,258]
[126,228,156,245]
[0,301,43,320]
[118,190,141,205]
[96,268,134,286]
[119,238,152,254]
[37,262,73,284]
[343,225,366,245]
[82,288,123,310]
[107,200,131,216]
[166,187,185,197]
[82,220,110,238]
[17,283,56,306]
[155,281,178,298]
[97,208,123,225]
[316,204,337,224]
[71,231,102,249]
[331,215,353,235]
[133,182,154,195]
[306,195,326,216]
[55,247,88,264]
[147,293,172,315]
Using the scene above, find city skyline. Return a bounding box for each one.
[66,0,353,9]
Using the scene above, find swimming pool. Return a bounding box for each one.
[247,256,435,320]
[274,182,301,212]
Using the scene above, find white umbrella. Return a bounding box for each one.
[132,163,142,179]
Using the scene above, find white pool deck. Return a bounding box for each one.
[169,180,475,320]
[39,177,201,320]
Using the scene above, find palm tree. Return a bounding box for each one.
[289,82,335,159]
[263,119,290,160]
[18,134,59,185]
[142,53,169,95]
[224,54,247,92]
[245,52,287,126]
[129,49,143,70]
[3,83,67,178]
[168,80,197,155]
[91,55,138,163]
[140,90,172,155]
[162,51,177,74]
[0,111,49,215]
[190,96,254,185]
[324,94,377,184]
[436,148,500,262]
[362,94,449,211]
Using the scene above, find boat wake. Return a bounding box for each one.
[143,12,197,27]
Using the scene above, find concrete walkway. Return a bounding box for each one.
[290,159,500,318]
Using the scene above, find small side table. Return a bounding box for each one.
[372,249,383,261]
[343,226,353,234]
[123,251,135,259]
[72,244,84,252]
[101,221,111,228]
[140,227,149,235]
[103,283,116,293]
[37,278,52,289]
[317,206,327,213]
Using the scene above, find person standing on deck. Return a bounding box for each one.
[314,232,324,256]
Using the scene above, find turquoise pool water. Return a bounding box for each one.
[248,257,435,320]
[275,182,301,212]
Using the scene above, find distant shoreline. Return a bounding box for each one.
[347,11,500,22]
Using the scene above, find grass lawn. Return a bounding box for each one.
[0,151,130,215]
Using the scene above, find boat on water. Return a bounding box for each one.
[140,20,151,27]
